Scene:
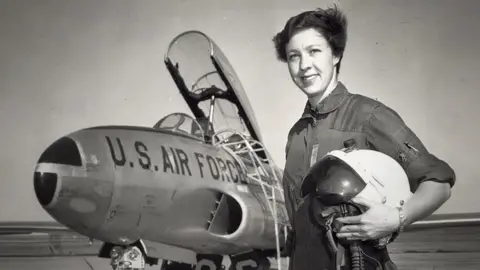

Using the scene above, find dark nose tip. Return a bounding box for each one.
[34,172,58,206]
[34,136,82,207]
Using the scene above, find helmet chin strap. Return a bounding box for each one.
[309,195,381,270]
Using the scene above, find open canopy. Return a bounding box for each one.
[164,30,263,145]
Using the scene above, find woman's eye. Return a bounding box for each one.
[288,54,299,61]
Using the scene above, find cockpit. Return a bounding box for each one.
[153,112,211,142]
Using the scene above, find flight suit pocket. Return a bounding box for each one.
[308,130,371,170]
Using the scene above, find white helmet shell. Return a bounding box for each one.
[300,148,413,209]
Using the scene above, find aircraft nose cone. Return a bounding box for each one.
[34,171,58,206]
[34,136,82,207]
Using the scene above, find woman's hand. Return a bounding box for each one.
[335,197,400,241]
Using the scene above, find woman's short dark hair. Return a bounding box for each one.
[272,4,348,73]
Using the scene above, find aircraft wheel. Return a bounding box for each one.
[161,260,194,270]
[229,251,271,270]
[194,254,224,270]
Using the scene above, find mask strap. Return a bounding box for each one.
[335,244,346,270]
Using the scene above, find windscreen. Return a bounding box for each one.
[154,112,206,140]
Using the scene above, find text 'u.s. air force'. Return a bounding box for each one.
[105,136,247,184]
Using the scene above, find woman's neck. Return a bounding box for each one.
[308,76,339,108]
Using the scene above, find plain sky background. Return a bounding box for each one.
[1,0,479,222]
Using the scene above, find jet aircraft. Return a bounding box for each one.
[30,30,290,270]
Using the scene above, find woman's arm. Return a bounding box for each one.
[366,104,455,224]
[336,103,455,240]
[402,180,451,227]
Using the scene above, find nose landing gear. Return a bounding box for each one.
[110,246,146,270]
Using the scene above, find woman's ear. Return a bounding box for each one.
[333,55,340,66]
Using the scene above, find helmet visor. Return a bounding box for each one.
[300,156,366,206]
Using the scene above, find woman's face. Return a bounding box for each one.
[285,28,339,98]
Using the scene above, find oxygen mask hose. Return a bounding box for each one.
[340,204,365,270]
[350,242,365,270]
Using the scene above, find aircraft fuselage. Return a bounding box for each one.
[34,126,286,255]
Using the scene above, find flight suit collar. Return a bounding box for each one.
[301,81,350,118]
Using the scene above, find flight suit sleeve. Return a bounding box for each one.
[281,135,297,259]
[282,169,296,227]
[364,104,456,192]
[282,133,296,227]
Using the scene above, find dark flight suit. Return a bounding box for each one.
[282,82,456,270]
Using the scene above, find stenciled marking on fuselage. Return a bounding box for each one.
[105,136,247,184]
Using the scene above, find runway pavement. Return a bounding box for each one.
[0,233,286,270]
[0,233,111,270]
[1,224,479,270]
[0,257,160,270]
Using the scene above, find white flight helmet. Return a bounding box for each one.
[300,148,413,210]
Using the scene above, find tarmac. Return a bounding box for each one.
[0,233,288,270]
[0,233,108,270]
[1,223,480,270]
[0,257,159,270]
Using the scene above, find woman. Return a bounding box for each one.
[272,5,455,270]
